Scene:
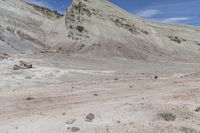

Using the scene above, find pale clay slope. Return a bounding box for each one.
[0,0,200,61]
[65,0,200,60]
[0,0,70,55]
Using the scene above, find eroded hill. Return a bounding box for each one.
[0,0,200,61]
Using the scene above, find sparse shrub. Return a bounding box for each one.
[168,36,182,44]
[180,127,198,133]
[159,112,176,121]
[141,30,149,35]
[195,106,200,112]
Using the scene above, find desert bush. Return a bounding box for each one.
[195,106,200,112]
[168,36,182,44]
[180,127,199,133]
[159,112,176,121]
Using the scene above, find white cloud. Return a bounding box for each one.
[137,9,160,18]
[161,17,191,23]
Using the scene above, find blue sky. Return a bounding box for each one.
[26,0,200,26]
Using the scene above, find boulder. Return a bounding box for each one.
[13,61,33,70]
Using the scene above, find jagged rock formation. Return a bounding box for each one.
[27,3,64,19]
[0,0,200,61]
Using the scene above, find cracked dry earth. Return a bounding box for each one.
[0,55,200,133]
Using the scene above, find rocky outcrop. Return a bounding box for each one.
[13,61,33,70]
[65,0,90,45]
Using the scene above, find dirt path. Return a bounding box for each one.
[0,75,200,133]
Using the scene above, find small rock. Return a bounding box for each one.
[93,94,98,96]
[114,78,118,81]
[26,97,35,101]
[71,127,80,132]
[20,61,32,69]
[154,75,158,79]
[62,113,66,115]
[85,113,95,122]
[106,126,109,131]
[13,65,21,70]
[66,119,76,124]
[13,61,33,70]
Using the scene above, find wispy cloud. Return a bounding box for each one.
[161,17,191,23]
[131,0,200,25]
[137,9,160,18]
[26,0,53,9]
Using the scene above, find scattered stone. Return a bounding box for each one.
[159,112,176,121]
[71,127,80,132]
[106,126,109,131]
[13,61,33,70]
[85,113,95,122]
[13,65,21,70]
[66,119,76,124]
[77,25,84,32]
[62,113,66,115]
[20,60,32,68]
[93,94,98,96]
[154,75,158,79]
[26,97,35,101]
[114,78,118,81]
[0,53,9,60]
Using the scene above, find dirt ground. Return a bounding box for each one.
[0,54,200,133]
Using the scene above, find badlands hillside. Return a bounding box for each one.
[0,0,200,60]
[0,0,200,133]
